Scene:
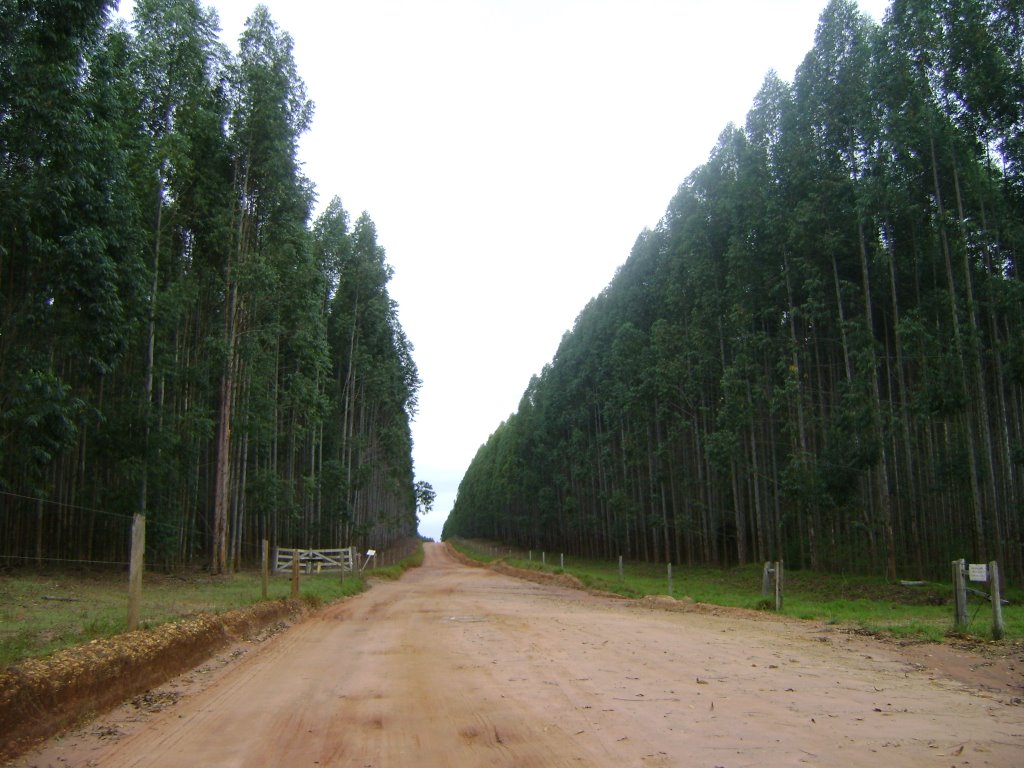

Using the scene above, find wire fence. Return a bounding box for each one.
[1,490,418,574]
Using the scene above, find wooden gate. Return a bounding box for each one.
[273,547,355,574]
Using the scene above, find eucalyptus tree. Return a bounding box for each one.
[210,4,315,572]
[885,0,1024,570]
[795,0,900,577]
[119,0,234,563]
[321,210,420,550]
[0,2,149,561]
[446,0,1023,582]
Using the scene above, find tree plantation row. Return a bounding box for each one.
[1,1,426,571]
[444,0,1024,583]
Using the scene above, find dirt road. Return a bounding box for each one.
[14,544,1022,767]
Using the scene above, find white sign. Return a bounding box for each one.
[968,563,988,582]
[366,549,376,557]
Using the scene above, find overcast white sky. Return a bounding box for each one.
[121,0,891,541]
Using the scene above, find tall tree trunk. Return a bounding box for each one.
[140,180,162,521]
[212,268,238,574]
[951,157,1003,564]
[931,135,986,560]
[857,217,897,580]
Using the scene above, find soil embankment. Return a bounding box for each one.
[0,598,301,760]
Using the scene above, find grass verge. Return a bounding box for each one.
[362,541,425,580]
[0,567,366,669]
[448,539,1022,642]
[0,541,427,668]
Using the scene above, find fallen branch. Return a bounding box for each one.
[612,697,680,702]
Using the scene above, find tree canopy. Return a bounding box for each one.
[1,1,421,570]
[444,0,1024,582]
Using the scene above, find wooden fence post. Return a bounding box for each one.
[667,562,674,597]
[774,560,784,611]
[618,555,624,581]
[127,514,145,632]
[952,558,968,630]
[261,539,269,599]
[290,550,300,599]
[990,561,1005,641]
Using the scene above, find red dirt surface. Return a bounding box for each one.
[9,543,1023,767]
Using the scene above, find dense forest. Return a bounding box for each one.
[0,1,425,571]
[444,0,1024,582]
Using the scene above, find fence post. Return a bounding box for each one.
[127,514,145,632]
[291,550,300,599]
[667,562,674,597]
[990,560,1005,641]
[774,560,784,611]
[261,539,269,600]
[952,558,968,630]
[618,555,624,581]
[762,561,772,597]
[560,553,564,570]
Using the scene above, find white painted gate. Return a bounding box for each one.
[273,547,355,574]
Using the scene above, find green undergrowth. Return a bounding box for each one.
[449,539,1022,642]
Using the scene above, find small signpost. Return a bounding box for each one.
[952,558,1005,640]
[360,549,376,572]
[762,560,784,611]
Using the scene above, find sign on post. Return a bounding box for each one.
[360,549,376,572]
[762,560,783,611]
[952,559,1006,640]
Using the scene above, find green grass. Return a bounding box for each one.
[0,567,366,668]
[361,543,425,580]
[0,542,426,669]
[449,539,1023,643]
